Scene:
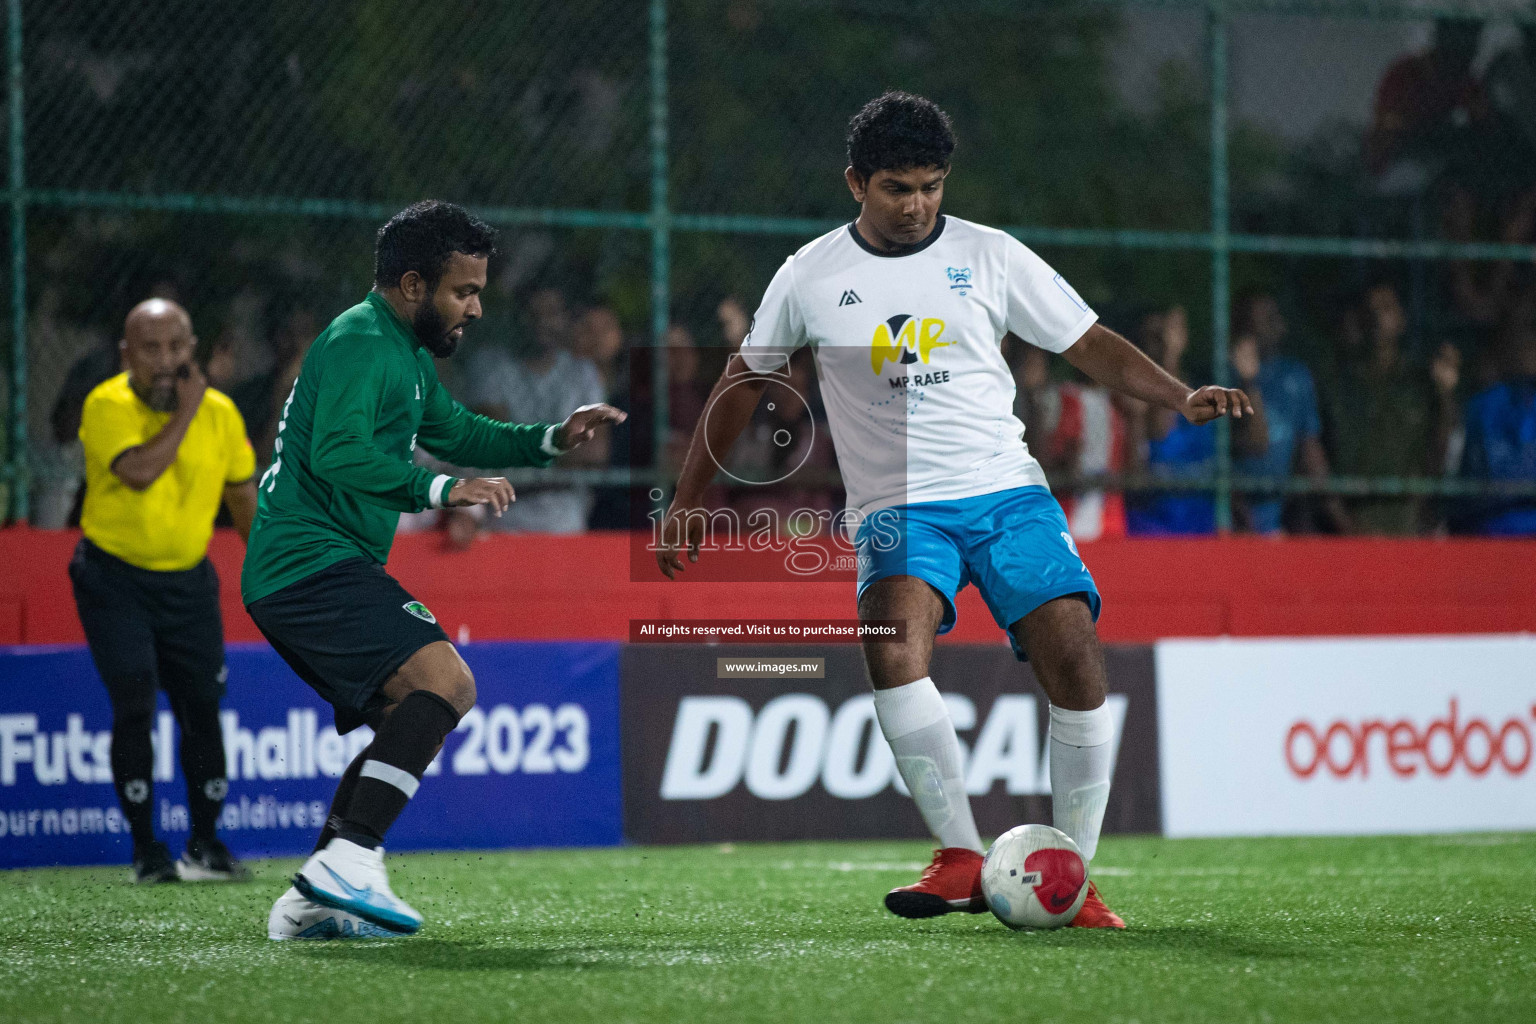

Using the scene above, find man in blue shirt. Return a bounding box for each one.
[1231,291,1350,534]
[1126,306,1266,535]
[1457,327,1536,534]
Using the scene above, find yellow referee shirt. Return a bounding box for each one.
[79,373,256,571]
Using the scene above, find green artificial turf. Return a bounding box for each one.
[1,834,1532,1023]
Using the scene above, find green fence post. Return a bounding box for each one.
[7,0,25,523]
[649,0,670,488]
[1208,0,1231,533]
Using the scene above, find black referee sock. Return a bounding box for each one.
[174,697,229,843]
[334,690,460,850]
[109,709,157,849]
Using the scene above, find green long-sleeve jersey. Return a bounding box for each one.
[241,292,556,604]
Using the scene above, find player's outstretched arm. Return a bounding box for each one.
[1061,322,1253,425]
[657,354,771,579]
[311,335,457,511]
[418,353,626,469]
[553,403,627,451]
[418,379,555,469]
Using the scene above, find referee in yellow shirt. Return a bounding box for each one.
[69,298,258,884]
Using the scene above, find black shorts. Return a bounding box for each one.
[246,557,449,733]
[68,539,227,714]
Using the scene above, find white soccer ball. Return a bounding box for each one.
[981,824,1089,930]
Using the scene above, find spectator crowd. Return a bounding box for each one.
[22,19,1536,541]
[30,273,1536,543]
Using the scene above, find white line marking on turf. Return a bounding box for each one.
[770,861,929,872]
[1092,865,1480,878]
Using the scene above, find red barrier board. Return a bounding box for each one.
[2,527,1534,645]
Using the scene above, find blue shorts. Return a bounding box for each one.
[854,485,1101,661]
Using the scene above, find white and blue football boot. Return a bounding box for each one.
[267,886,399,941]
[291,839,422,935]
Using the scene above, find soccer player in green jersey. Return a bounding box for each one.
[243,201,624,939]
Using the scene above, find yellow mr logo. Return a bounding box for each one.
[870,314,951,374]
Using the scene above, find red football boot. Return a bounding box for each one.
[1069,881,1126,929]
[884,848,987,918]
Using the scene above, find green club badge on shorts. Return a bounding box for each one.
[403,600,437,624]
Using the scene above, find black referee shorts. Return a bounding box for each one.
[246,557,449,734]
[68,539,228,715]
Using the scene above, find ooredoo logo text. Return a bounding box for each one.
[1284,699,1535,780]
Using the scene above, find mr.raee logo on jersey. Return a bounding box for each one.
[870,314,953,374]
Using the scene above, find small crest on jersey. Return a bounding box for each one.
[838,289,862,306]
[946,266,972,295]
[403,600,437,624]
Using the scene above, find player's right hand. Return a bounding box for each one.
[656,500,705,579]
[173,361,208,418]
[447,477,515,515]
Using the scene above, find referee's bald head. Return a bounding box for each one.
[124,298,192,339]
[122,297,197,412]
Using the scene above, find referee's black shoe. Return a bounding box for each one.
[132,841,180,884]
[179,835,252,882]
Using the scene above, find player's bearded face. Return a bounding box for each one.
[413,293,460,357]
[412,254,486,358]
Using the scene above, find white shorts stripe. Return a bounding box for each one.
[360,759,420,798]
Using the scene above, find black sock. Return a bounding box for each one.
[109,709,156,849]
[315,744,371,854]
[335,691,460,849]
[173,697,228,843]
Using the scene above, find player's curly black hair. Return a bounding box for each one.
[846,91,956,181]
[374,200,497,292]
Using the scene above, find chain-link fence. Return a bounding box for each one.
[6,0,1536,533]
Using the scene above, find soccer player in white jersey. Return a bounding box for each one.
[657,92,1250,928]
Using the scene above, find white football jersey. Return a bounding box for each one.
[738,215,1097,517]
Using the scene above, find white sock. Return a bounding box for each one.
[1048,702,1115,862]
[874,677,983,854]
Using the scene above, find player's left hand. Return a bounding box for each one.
[556,403,627,450]
[1181,385,1254,425]
[655,500,705,580]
